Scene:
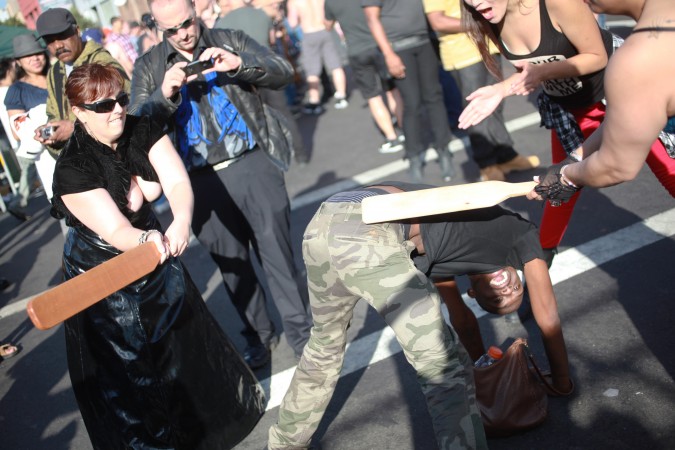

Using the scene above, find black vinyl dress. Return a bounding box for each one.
[50,116,265,449]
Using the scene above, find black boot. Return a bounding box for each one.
[408,155,424,182]
[437,147,456,182]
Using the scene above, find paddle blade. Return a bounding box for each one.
[27,242,162,330]
[361,181,537,224]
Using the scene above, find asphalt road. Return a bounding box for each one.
[1,17,673,450]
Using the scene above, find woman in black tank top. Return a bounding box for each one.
[456,0,612,261]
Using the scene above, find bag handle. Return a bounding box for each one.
[520,340,575,397]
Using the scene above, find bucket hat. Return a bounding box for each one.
[12,34,45,59]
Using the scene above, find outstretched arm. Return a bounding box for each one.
[528,35,670,203]
[563,38,666,188]
[523,258,573,394]
[457,73,522,129]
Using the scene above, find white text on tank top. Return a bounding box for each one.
[517,54,582,97]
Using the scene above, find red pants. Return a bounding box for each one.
[540,102,675,249]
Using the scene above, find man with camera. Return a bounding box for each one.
[33,8,129,156]
[129,0,313,368]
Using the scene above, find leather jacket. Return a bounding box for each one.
[129,24,294,168]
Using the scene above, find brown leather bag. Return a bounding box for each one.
[473,338,552,437]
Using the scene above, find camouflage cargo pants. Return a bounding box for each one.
[269,202,487,449]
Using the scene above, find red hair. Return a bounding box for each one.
[65,63,125,107]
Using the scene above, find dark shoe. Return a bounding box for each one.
[243,343,270,369]
[7,208,28,221]
[302,103,324,115]
[438,149,456,182]
[408,156,424,182]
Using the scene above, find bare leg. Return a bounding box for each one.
[386,88,404,127]
[306,75,321,104]
[331,67,347,98]
[368,96,398,141]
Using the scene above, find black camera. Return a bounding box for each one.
[40,126,54,139]
[183,59,214,77]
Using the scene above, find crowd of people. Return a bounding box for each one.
[0,0,672,448]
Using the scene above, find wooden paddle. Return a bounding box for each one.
[361,181,537,224]
[27,242,162,330]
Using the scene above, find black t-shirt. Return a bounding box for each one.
[415,207,543,279]
[366,181,544,278]
[51,114,164,228]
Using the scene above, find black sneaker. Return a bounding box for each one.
[408,156,424,182]
[7,208,28,222]
[302,103,324,115]
[437,148,456,182]
[243,343,270,369]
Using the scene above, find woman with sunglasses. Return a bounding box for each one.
[50,63,264,449]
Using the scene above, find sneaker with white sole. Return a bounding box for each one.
[334,95,348,109]
[379,138,404,154]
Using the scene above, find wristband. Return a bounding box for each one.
[559,165,578,188]
[138,229,161,245]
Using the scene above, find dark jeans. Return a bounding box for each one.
[451,58,517,168]
[394,41,452,158]
[189,149,312,355]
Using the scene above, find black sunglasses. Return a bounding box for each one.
[157,14,196,36]
[79,92,130,113]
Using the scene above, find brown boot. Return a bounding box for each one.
[479,164,505,181]
[497,155,540,174]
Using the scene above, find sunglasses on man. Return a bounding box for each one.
[156,14,196,37]
[79,92,130,114]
